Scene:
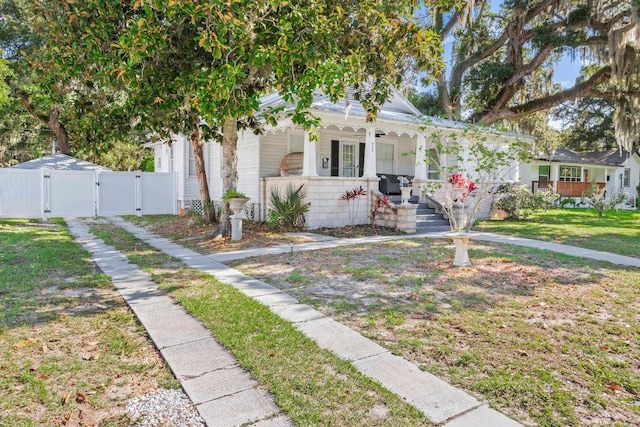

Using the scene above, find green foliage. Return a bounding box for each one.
[408,87,446,117]
[267,184,310,229]
[583,184,627,217]
[494,183,557,219]
[552,98,617,151]
[221,190,249,201]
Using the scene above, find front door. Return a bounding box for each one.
[341,142,357,177]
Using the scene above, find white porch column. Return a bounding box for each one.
[414,133,427,180]
[302,131,318,177]
[363,127,377,178]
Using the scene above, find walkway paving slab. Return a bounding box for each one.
[352,351,479,424]
[295,317,388,361]
[182,366,256,405]
[196,388,284,427]
[135,306,212,349]
[271,304,326,324]
[254,292,298,307]
[161,338,238,380]
[443,404,522,427]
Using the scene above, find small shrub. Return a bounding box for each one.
[340,186,367,226]
[583,184,627,217]
[370,193,390,225]
[494,183,556,219]
[267,184,310,229]
[559,197,576,208]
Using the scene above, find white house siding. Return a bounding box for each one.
[209,141,223,201]
[259,130,289,178]
[237,131,261,200]
[183,135,201,202]
[620,154,640,201]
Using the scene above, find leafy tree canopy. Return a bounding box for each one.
[32,0,455,233]
[423,0,640,152]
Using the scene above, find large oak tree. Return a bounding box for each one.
[33,0,452,235]
[426,0,639,152]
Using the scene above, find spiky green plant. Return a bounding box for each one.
[267,184,311,229]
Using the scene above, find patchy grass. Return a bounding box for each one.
[475,208,640,258]
[0,219,179,427]
[232,238,640,427]
[122,214,310,254]
[90,223,432,426]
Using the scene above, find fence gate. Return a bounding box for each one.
[48,170,96,217]
[0,169,176,219]
[96,171,138,216]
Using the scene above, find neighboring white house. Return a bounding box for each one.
[148,89,532,229]
[520,148,640,205]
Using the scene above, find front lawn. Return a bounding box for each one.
[0,219,180,426]
[474,208,640,258]
[231,238,640,427]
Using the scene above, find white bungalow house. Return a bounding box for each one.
[148,89,532,229]
[520,148,640,205]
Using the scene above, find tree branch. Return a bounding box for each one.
[4,77,49,125]
[473,66,612,124]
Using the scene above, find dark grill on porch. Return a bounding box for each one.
[532,181,606,197]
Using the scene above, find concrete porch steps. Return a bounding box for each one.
[415,203,450,233]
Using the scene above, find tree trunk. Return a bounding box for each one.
[5,78,72,155]
[219,117,239,237]
[190,123,216,224]
[49,105,71,155]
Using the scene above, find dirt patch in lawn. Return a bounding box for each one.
[129,215,405,254]
[230,238,640,427]
[0,219,182,426]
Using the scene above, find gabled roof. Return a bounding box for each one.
[536,148,633,167]
[11,154,110,171]
[259,88,423,124]
[258,88,533,140]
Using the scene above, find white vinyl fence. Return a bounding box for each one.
[0,169,177,219]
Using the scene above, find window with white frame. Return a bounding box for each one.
[623,168,630,187]
[538,165,550,181]
[376,142,394,174]
[559,165,581,182]
[289,134,304,153]
[427,148,440,180]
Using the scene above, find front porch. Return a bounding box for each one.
[532,180,606,197]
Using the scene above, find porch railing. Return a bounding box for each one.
[532,181,606,197]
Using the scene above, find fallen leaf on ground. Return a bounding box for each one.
[608,384,624,392]
[14,339,35,349]
[62,392,71,405]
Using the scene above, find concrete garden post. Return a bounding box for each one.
[228,198,248,241]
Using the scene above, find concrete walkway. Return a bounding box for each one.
[67,219,293,427]
[210,230,640,269]
[68,218,639,427]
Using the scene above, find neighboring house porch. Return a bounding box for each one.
[522,148,640,203]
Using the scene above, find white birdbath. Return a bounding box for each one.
[444,232,479,267]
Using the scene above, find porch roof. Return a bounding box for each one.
[259,89,533,140]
